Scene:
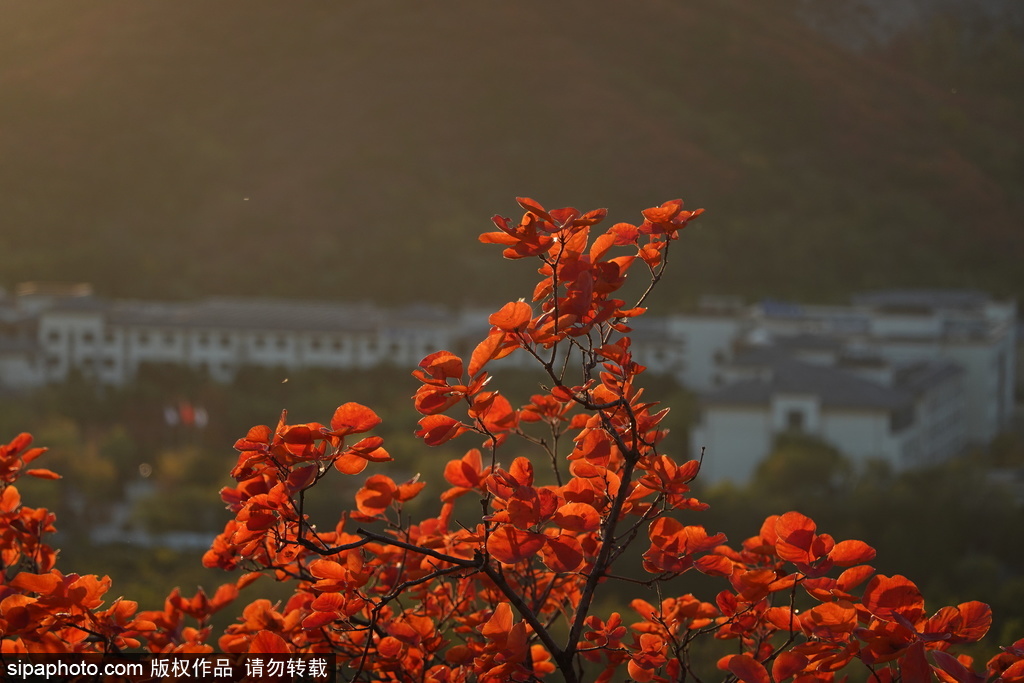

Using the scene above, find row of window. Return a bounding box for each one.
[42,329,392,351]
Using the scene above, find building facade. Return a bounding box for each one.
[1,284,1016,485]
[692,290,1016,483]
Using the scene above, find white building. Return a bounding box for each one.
[1,284,458,389]
[692,342,966,483]
[692,290,1016,484]
[1,284,1016,487]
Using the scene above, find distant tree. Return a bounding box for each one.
[1,198,1022,682]
[754,434,852,502]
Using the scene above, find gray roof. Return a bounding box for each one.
[701,358,913,411]
[773,333,846,352]
[43,297,457,334]
[893,360,963,395]
[852,289,989,311]
[107,298,385,333]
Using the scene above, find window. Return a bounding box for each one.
[47,330,61,344]
[786,410,805,432]
[164,332,175,345]
[81,331,95,344]
[889,407,913,433]
[220,334,231,348]
[137,332,150,345]
[276,335,287,350]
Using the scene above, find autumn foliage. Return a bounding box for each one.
[2,197,1023,682]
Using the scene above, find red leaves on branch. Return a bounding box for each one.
[0,199,1019,683]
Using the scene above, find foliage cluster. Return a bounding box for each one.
[1,198,1023,682]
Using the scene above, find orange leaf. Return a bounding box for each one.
[481,602,513,640]
[444,449,486,488]
[489,301,533,332]
[469,330,504,377]
[515,196,551,221]
[772,652,809,682]
[334,452,369,475]
[285,465,318,492]
[837,564,876,592]
[508,457,534,487]
[378,636,404,659]
[249,630,290,653]
[416,415,467,446]
[355,475,398,517]
[10,571,60,595]
[415,350,464,382]
[330,403,382,436]
[486,526,546,564]
[862,574,925,623]
[954,601,992,642]
[552,502,601,533]
[540,534,584,572]
[727,654,770,683]
[829,539,876,566]
[26,468,61,480]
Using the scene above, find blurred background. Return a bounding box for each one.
[1,0,1023,661]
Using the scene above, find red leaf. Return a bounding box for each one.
[10,571,60,595]
[330,403,382,436]
[249,630,290,653]
[334,452,369,475]
[469,330,504,377]
[515,196,551,221]
[489,301,533,332]
[552,502,601,532]
[642,199,683,224]
[901,641,934,683]
[772,652,808,682]
[301,611,338,630]
[416,415,467,446]
[486,526,546,564]
[837,564,876,592]
[862,574,925,622]
[355,475,397,517]
[415,350,464,382]
[727,654,770,683]
[285,465,318,492]
[26,468,61,480]
[829,539,876,566]
[954,601,992,642]
[444,449,487,488]
[774,511,819,564]
[481,602,513,640]
[508,457,534,487]
[540,534,584,572]
[931,651,984,683]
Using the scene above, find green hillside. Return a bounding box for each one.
[1,0,1021,307]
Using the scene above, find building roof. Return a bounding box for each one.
[852,289,989,311]
[773,333,846,352]
[41,297,456,334]
[701,357,913,411]
[893,360,963,394]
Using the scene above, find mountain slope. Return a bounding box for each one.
[1,0,1021,306]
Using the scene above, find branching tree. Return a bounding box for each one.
[1,197,1022,682]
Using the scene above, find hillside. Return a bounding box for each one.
[1,0,1021,307]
